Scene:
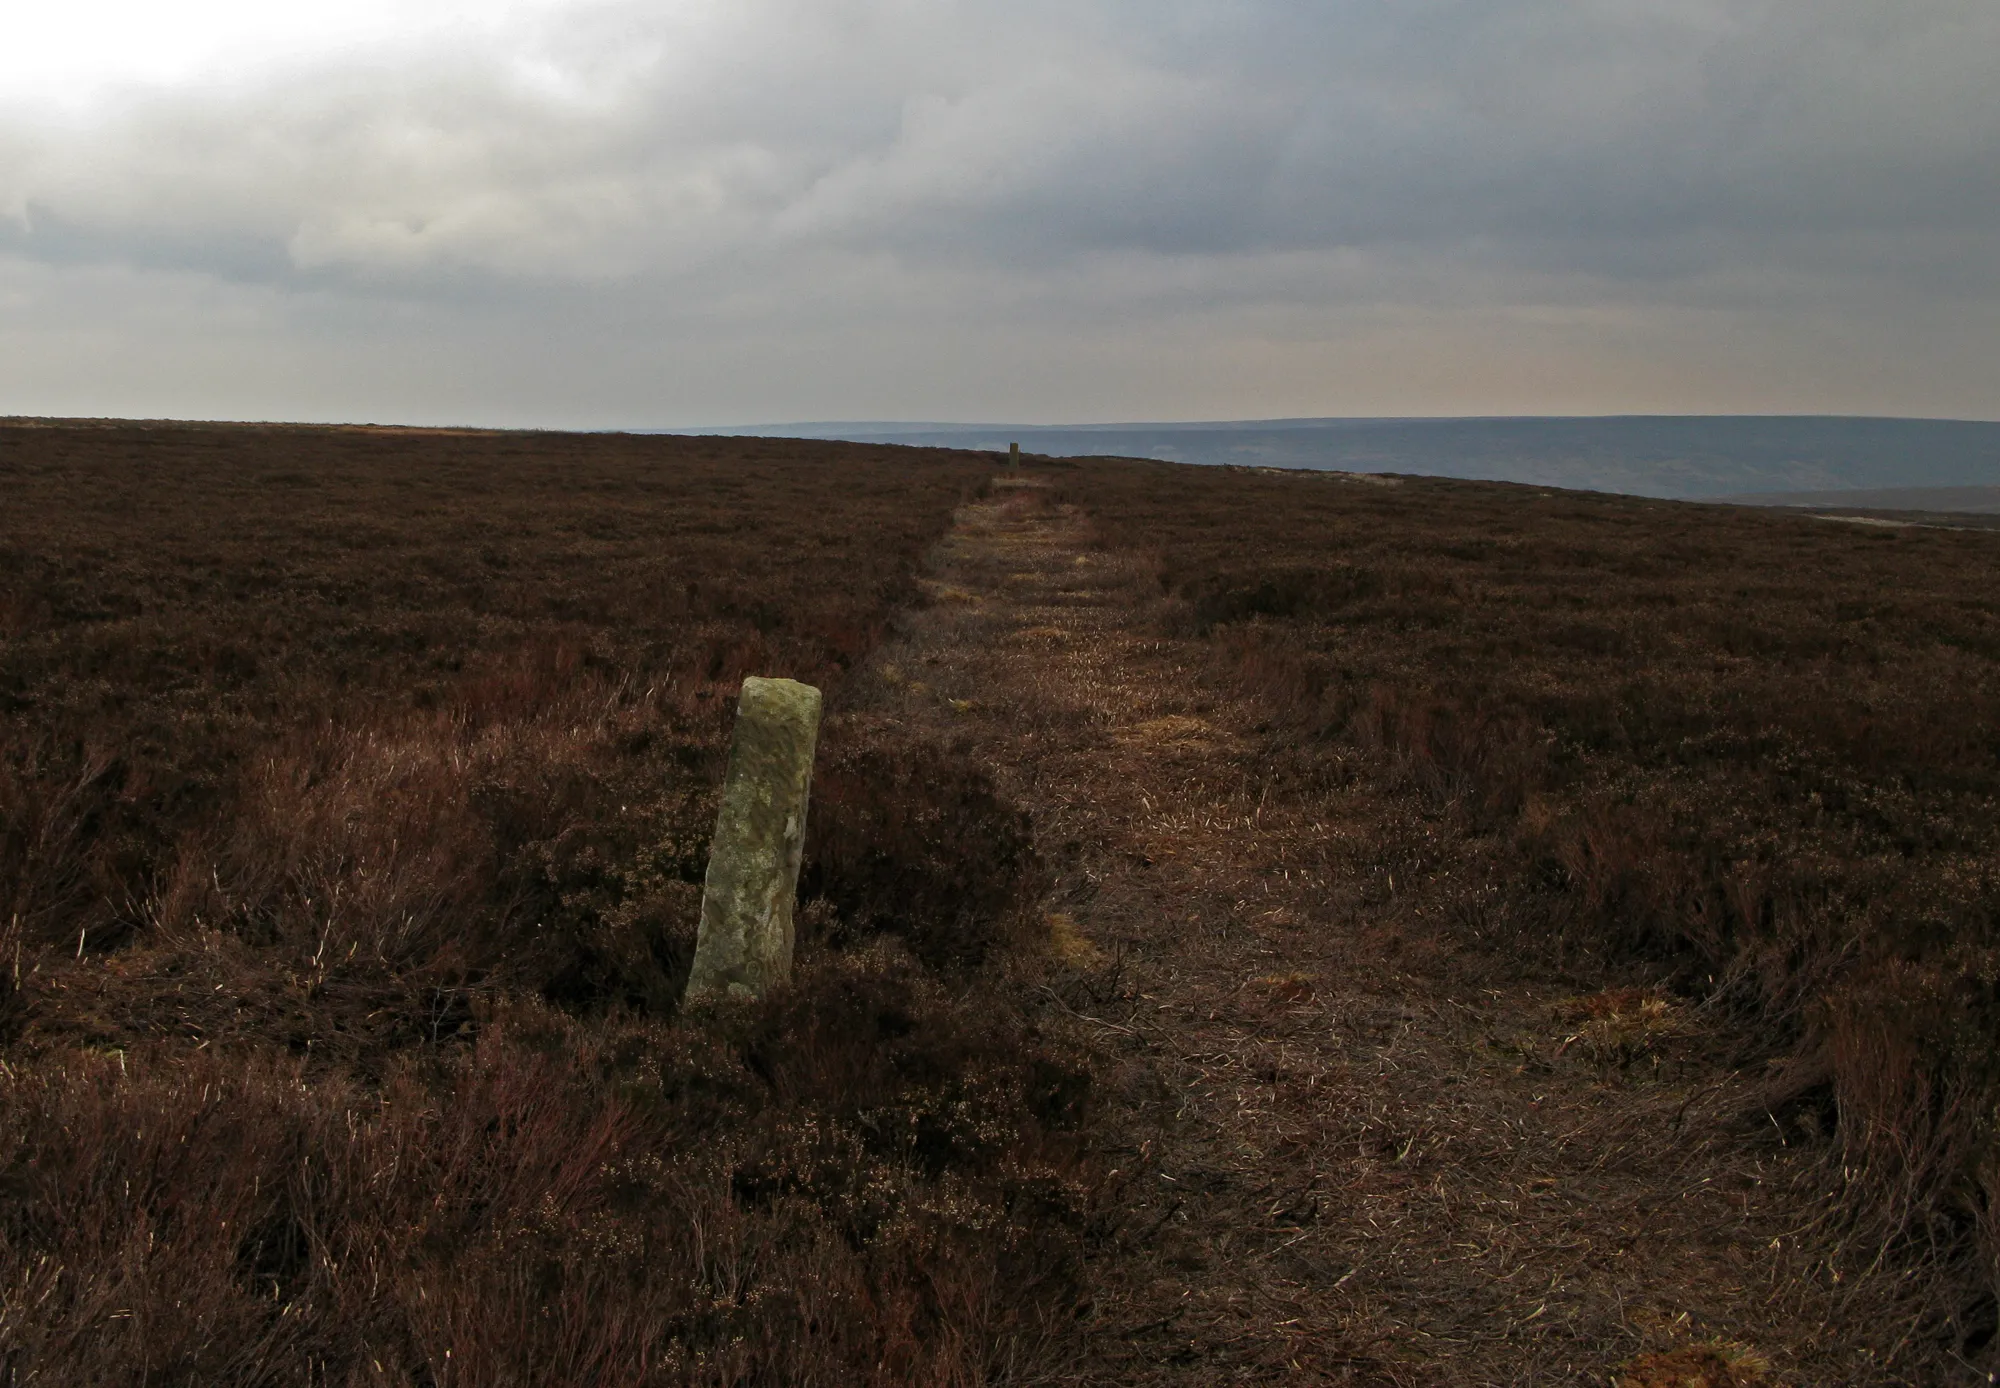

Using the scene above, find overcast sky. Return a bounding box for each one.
[2,0,1996,427]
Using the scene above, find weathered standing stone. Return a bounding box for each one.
[683,676,824,1003]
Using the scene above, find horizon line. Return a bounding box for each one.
[7,410,2000,434]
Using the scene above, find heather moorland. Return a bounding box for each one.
[3,422,1998,1384]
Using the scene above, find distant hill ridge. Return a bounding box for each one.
[1717,483,2000,514]
[684,416,2000,501]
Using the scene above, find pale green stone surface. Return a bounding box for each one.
[683,676,823,1003]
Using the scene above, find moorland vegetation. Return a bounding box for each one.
[0,422,1088,1384]
[1062,459,2000,1311]
[7,421,2000,1382]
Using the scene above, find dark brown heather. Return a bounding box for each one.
[0,422,1092,1386]
[1058,458,2000,1344]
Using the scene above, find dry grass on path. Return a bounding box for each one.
[847,478,1969,1386]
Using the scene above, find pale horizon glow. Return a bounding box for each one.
[2,1,584,108]
[2,1,1996,429]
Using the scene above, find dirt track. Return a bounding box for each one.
[846,480,1941,1386]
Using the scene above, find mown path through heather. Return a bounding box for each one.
[842,480,1938,1387]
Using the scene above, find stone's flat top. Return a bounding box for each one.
[739,675,823,721]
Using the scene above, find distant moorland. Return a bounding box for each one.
[697,415,2000,501]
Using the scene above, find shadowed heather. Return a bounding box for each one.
[0,423,1095,1385]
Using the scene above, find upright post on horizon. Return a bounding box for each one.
[683,676,823,1003]
[1010,441,1020,465]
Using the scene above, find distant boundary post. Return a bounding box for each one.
[1010,441,1020,464]
[683,676,823,1003]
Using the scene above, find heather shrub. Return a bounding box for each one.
[0,423,1093,1382]
[0,952,1093,1386]
[1067,457,2000,1270]
[802,722,1038,970]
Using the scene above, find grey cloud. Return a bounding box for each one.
[6,2,1994,282]
[1,0,1996,423]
